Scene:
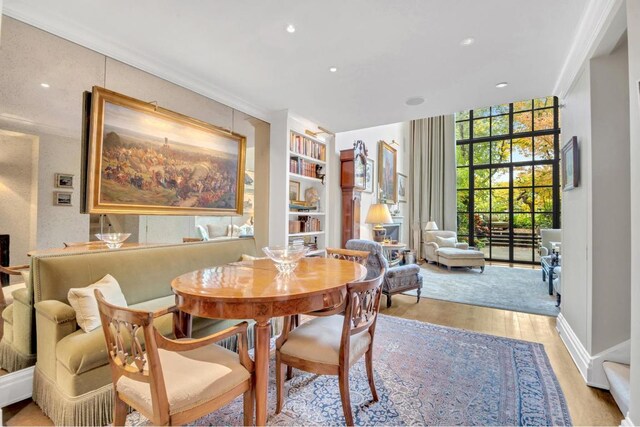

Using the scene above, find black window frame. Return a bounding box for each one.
[455,97,561,264]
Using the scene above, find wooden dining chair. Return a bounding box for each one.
[275,271,385,426]
[95,290,255,426]
[296,248,372,319]
[325,247,370,265]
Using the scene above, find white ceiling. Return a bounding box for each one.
[3,0,588,132]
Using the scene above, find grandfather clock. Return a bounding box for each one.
[340,140,367,247]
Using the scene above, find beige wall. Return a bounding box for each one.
[626,0,640,422]
[0,131,36,275]
[589,39,630,355]
[331,122,410,246]
[0,16,268,250]
[560,66,592,348]
[560,15,631,385]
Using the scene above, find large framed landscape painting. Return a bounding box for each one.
[378,140,397,203]
[85,87,246,215]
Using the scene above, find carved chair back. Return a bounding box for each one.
[325,247,370,265]
[95,290,170,418]
[343,271,384,336]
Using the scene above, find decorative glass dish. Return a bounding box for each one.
[262,245,308,274]
[95,233,131,249]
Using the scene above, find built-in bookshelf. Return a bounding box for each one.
[288,130,328,256]
[269,113,332,257]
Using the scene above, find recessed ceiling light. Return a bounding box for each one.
[329,66,338,73]
[40,83,50,88]
[286,24,296,33]
[406,96,425,106]
[460,37,475,46]
[495,82,509,88]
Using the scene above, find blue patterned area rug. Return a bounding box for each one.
[127,314,571,426]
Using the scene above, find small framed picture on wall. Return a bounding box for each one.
[54,191,73,206]
[397,173,408,202]
[365,158,375,193]
[55,173,74,188]
[561,136,579,191]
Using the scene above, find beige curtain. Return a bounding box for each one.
[409,116,448,259]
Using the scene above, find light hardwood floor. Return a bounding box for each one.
[3,295,623,426]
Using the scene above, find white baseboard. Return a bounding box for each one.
[556,313,630,389]
[0,366,34,408]
[556,313,591,382]
[620,412,635,426]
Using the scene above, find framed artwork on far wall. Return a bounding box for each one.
[55,173,74,188]
[561,136,579,191]
[244,170,255,191]
[54,191,73,206]
[378,140,397,203]
[365,158,375,193]
[397,173,407,203]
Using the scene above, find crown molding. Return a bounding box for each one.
[553,0,625,98]
[2,6,272,122]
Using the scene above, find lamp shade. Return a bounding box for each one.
[425,221,439,231]
[365,203,393,225]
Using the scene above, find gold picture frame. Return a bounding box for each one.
[378,140,397,203]
[85,87,246,215]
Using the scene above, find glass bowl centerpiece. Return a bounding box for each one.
[262,245,308,274]
[95,233,131,249]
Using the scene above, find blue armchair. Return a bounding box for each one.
[346,239,423,308]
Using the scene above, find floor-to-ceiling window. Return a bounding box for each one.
[455,97,560,263]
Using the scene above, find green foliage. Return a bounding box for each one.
[455,97,559,249]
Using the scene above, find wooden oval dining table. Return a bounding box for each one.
[171,257,367,426]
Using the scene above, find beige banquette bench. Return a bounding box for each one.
[12,238,273,426]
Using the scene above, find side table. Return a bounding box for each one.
[381,242,406,267]
[541,255,560,295]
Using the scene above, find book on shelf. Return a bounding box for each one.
[289,201,317,211]
[290,132,326,161]
[288,216,321,233]
[289,157,319,178]
[289,236,319,252]
[291,238,305,247]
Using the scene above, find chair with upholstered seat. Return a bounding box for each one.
[345,239,422,308]
[95,290,254,426]
[326,247,370,265]
[421,230,470,263]
[422,230,485,272]
[275,271,384,426]
[539,229,561,257]
[298,248,371,318]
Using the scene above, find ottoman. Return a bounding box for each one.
[436,247,485,272]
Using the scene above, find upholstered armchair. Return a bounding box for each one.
[345,239,422,308]
[539,228,561,256]
[422,230,469,263]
